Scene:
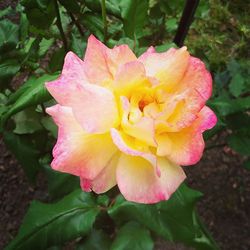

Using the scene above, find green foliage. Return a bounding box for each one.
[5,190,100,250]
[109,184,219,250]
[76,230,111,250]
[111,222,154,250]
[3,131,41,182]
[1,73,58,125]
[119,0,149,38]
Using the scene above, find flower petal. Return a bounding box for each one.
[139,47,189,89]
[84,35,113,84]
[110,128,157,167]
[45,51,88,104]
[156,106,217,165]
[83,35,137,85]
[116,154,186,203]
[46,105,118,179]
[46,81,119,133]
[80,152,120,193]
[106,44,137,77]
[113,61,149,96]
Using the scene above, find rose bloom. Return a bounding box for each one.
[45,35,217,204]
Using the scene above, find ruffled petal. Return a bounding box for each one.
[156,106,217,165]
[84,35,113,85]
[46,81,119,133]
[106,44,137,77]
[138,47,189,90]
[45,51,88,105]
[46,105,118,179]
[116,154,186,203]
[120,97,156,146]
[80,152,120,193]
[110,128,157,167]
[113,61,149,96]
[83,35,137,85]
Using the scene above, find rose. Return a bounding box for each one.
[45,35,217,204]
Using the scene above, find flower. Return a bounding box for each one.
[45,35,217,204]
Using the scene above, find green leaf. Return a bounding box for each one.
[2,73,58,124]
[21,0,56,29]
[229,73,245,97]
[0,19,19,52]
[39,38,55,57]
[81,12,104,41]
[0,6,13,18]
[111,222,154,250]
[13,108,43,134]
[119,0,149,38]
[6,190,100,250]
[0,59,20,82]
[48,47,65,73]
[243,160,250,170]
[108,184,219,250]
[155,43,177,52]
[228,134,250,156]
[76,230,111,250]
[84,0,121,18]
[43,164,80,200]
[3,131,41,182]
[71,32,86,58]
[41,116,58,138]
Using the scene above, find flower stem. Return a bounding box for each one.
[101,0,108,43]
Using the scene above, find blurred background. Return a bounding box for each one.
[0,0,249,249]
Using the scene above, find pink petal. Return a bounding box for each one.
[84,35,113,84]
[46,81,119,133]
[116,154,186,204]
[138,47,189,89]
[156,106,217,165]
[46,105,118,179]
[80,152,120,193]
[83,35,137,85]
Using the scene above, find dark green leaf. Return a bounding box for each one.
[48,47,65,73]
[13,108,43,134]
[229,73,245,97]
[2,73,58,123]
[84,0,121,18]
[108,184,219,250]
[0,19,19,52]
[0,6,13,19]
[119,0,148,38]
[41,116,58,138]
[111,222,153,250]
[43,164,80,200]
[0,59,20,82]
[243,160,250,170]
[228,134,250,156]
[6,190,100,250]
[3,131,41,182]
[21,0,56,29]
[76,230,111,250]
[81,12,104,41]
[71,32,86,58]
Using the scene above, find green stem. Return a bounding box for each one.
[101,0,107,43]
[69,12,85,36]
[54,0,68,51]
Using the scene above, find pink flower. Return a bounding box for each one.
[45,35,217,204]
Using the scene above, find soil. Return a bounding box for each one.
[1,133,250,250]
